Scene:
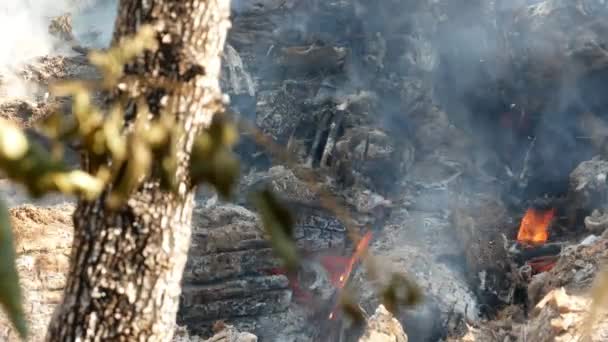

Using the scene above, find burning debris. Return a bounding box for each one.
[327,231,373,320]
[516,208,555,245]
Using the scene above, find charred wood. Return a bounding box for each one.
[180,289,291,322]
[320,112,345,168]
[510,242,564,264]
[278,45,348,75]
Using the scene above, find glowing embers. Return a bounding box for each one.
[527,255,558,273]
[517,208,556,245]
[266,231,373,320]
[317,231,374,293]
[326,231,372,320]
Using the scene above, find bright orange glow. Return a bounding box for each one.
[328,231,373,320]
[269,231,374,320]
[320,256,349,287]
[336,231,373,288]
[527,257,557,273]
[517,208,555,245]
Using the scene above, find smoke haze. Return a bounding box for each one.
[0,0,117,101]
[3,0,608,340]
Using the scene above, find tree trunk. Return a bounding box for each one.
[46,0,231,340]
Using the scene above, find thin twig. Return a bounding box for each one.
[519,137,536,181]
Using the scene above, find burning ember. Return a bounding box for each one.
[265,231,373,320]
[327,231,373,319]
[517,208,556,245]
[527,255,558,273]
[331,231,373,289]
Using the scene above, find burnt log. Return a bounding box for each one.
[182,275,288,302]
[292,205,347,250]
[178,203,291,336]
[184,248,281,282]
[510,242,564,264]
[180,289,291,322]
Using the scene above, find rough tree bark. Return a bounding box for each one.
[46,0,231,341]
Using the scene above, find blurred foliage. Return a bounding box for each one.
[0,199,27,339]
[380,272,422,315]
[0,118,103,200]
[338,288,366,327]
[251,189,299,272]
[190,114,240,198]
[89,25,158,89]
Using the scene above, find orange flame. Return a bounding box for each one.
[328,231,373,319]
[265,231,374,319]
[517,208,555,245]
[337,231,373,288]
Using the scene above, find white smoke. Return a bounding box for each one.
[0,0,117,101]
[0,1,65,68]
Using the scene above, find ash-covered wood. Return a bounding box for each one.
[567,157,608,228]
[178,202,291,336]
[450,193,514,309]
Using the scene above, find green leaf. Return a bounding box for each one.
[0,199,27,339]
[251,189,299,272]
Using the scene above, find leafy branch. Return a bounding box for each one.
[0,24,241,338]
